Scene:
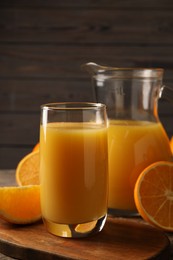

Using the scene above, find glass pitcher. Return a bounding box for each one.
[83,62,173,216]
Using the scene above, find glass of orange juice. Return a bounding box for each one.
[39,102,108,238]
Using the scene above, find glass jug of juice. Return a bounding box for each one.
[83,63,173,216]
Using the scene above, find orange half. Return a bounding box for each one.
[16,151,40,186]
[0,185,41,224]
[134,161,173,232]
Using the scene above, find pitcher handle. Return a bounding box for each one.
[160,85,173,104]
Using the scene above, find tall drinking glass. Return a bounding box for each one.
[40,102,108,238]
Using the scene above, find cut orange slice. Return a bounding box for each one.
[16,151,40,186]
[134,161,173,232]
[0,185,41,224]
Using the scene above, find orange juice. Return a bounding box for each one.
[108,120,172,212]
[40,122,108,224]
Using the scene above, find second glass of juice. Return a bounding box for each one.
[40,102,108,238]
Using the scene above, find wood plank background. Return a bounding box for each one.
[0,0,173,168]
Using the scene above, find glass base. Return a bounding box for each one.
[43,214,107,238]
[108,208,139,217]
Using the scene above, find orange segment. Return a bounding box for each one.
[134,161,173,232]
[16,151,40,186]
[0,185,41,224]
[33,143,40,152]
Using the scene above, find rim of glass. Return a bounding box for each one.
[96,67,164,72]
[41,102,106,110]
[83,63,164,78]
[95,68,164,79]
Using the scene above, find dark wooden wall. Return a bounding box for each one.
[0,0,173,168]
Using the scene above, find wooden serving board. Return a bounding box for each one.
[0,217,170,260]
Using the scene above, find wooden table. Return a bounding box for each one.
[0,170,173,260]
